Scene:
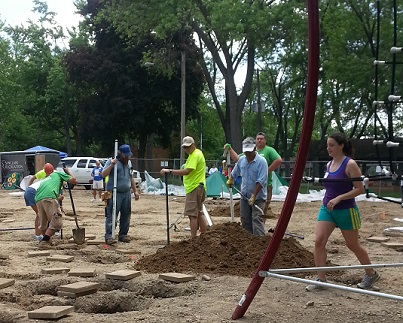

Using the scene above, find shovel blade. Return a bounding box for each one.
[72,228,86,245]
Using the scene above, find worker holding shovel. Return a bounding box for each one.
[35,165,77,249]
[226,137,268,236]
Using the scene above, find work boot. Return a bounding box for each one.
[118,236,131,243]
[105,239,117,245]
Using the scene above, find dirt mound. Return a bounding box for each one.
[135,222,315,277]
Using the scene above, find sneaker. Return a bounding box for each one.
[91,198,96,202]
[34,234,43,241]
[38,240,52,250]
[357,271,380,289]
[305,278,327,291]
[105,238,117,245]
[118,236,131,243]
[98,198,102,202]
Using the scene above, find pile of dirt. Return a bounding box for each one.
[135,222,315,277]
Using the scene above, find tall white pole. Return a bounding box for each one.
[180,51,186,168]
[112,140,118,238]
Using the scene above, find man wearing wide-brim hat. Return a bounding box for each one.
[161,136,207,238]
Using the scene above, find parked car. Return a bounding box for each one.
[57,157,103,190]
[57,157,141,190]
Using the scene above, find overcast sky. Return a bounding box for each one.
[1,0,80,30]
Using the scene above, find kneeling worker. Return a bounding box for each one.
[35,165,77,248]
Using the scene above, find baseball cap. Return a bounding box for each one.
[242,137,256,152]
[182,136,195,147]
[119,144,133,157]
[44,163,54,176]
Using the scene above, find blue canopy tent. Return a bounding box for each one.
[25,146,68,158]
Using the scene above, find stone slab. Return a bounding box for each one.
[2,219,15,223]
[0,254,9,259]
[57,289,97,298]
[159,273,196,283]
[28,251,51,257]
[28,306,74,319]
[46,255,74,263]
[85,234,96,240]
[58,281,99,293]
[105,269,141,281]
[0,278,15,289]
[381,242,403,249]
[41,267,70,274]
[68,268,96,277]
[87,239,105,245]
[366,236,390,243]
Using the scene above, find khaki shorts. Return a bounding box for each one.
[184,185,205,218]
[36,198,63,231]
[93,179,104,190]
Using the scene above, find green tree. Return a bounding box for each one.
[102,0,281,152]
[64,0,204,168]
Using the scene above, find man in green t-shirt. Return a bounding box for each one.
[161,136,207,238]
[254,132,282,216]
[225,132,282,218]
[35,166,77,249]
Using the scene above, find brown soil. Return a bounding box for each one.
[0,189,402,322]
[136,222,315,277]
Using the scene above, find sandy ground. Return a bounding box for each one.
[0,187,403,322]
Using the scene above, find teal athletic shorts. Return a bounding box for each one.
[317,204,361,230]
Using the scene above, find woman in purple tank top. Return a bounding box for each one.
[306,132,380,291]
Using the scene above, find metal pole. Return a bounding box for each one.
[260,262,403,275]
[263,272,403,302]
[164,172,170,245]
[232,0,320,318]
[112,140,118,238]
[180,51,186,168]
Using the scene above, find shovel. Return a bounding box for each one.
[64,165,85,244]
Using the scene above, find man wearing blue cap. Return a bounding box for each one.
[102,144,140,245]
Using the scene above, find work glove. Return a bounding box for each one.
[226,177,234,188]
[224,143,231,150]
[248,194,256,206]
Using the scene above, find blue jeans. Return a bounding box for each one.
[105,190,131,240]
[240,198,266,236]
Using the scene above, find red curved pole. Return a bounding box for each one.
[231,0,320,319]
